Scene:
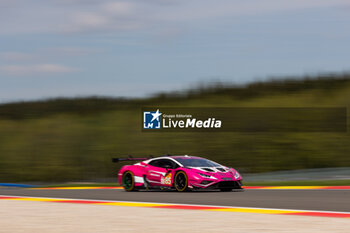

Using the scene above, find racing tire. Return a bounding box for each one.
[220,188,232,192]
[122,171,136,192]
[174,171,188,192]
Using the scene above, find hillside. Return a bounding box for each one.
[0,73,350,182]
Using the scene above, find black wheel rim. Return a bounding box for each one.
[123,173,132,190]
[176,173,186,190]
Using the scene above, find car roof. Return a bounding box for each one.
[167,155,202,159]
[143,155,204,164]
[147,155,202,161]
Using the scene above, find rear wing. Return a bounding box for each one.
[112,155,153,163]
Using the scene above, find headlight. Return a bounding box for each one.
[197,173,211,178]
[234,171,240,179]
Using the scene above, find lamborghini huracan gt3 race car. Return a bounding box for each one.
[113,155,243,192]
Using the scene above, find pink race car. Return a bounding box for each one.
[113,155,243,192]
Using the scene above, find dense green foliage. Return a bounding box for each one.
[1,74,350,182]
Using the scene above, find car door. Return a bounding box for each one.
[158,159,177,187]
[145,159,166,186]
[146,159,177,187]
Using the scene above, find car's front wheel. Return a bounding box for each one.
[174,171,188,192]
[122,171,136,192]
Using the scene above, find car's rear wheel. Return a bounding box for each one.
[122,171,136,192]
[174,171,188,192]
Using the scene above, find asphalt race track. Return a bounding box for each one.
[0,188,349,212]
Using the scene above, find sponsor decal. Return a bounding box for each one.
[161,173,172,185]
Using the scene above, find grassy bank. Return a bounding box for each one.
[1,74,350,182]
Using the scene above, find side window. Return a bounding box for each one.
[159,159,179,169]
[149,159,180,169]
[158,159,170,168]
[169,160,180,169]
[148,159,160,167]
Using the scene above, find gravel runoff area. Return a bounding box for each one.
[1,200,349,233]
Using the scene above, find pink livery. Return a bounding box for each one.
[115,155,243,192]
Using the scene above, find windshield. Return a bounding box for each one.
[174,158,221,167]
